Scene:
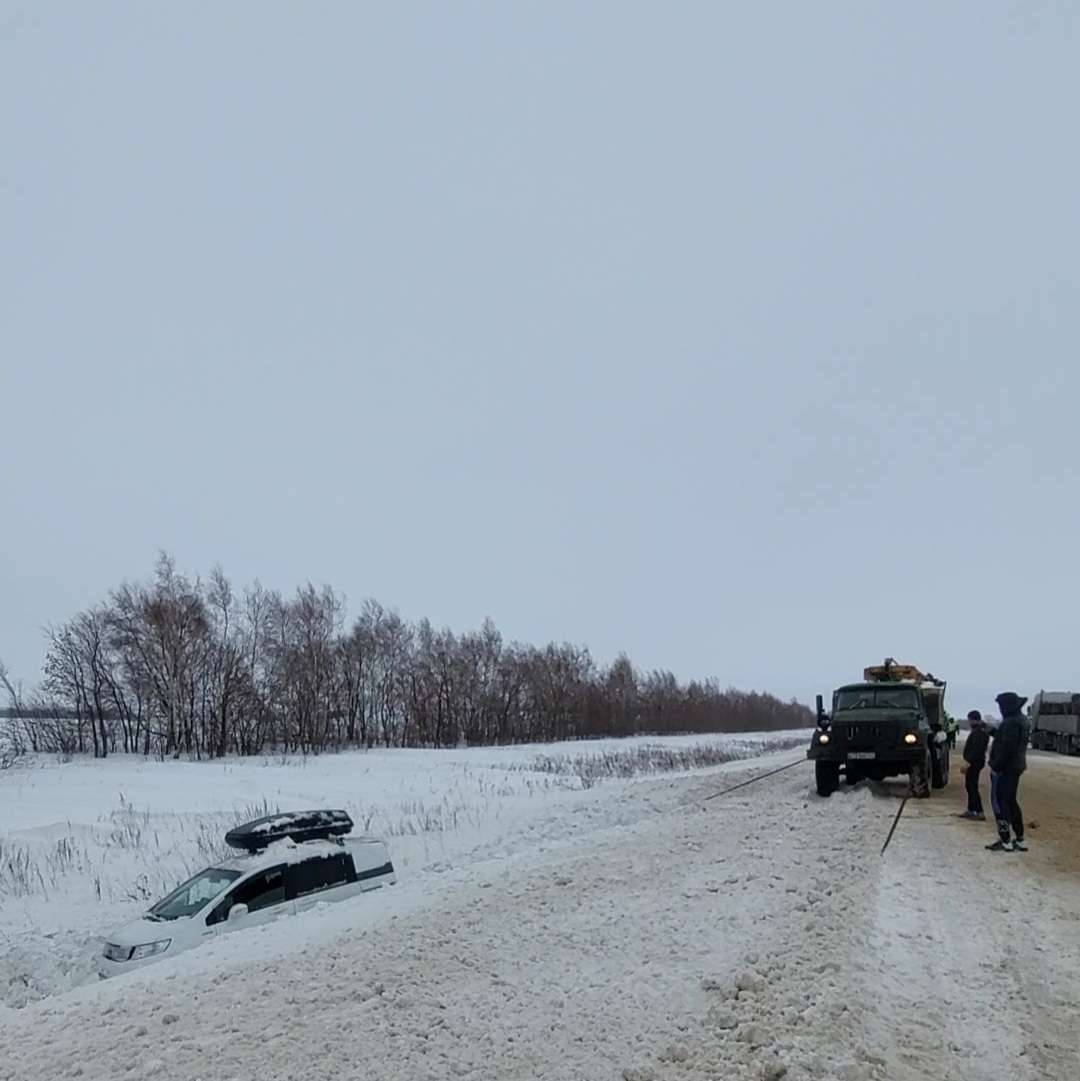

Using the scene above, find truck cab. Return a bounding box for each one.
[807,659,951,798]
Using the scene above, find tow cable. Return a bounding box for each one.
[692,754,915,858]
[880,792,910,855]
[700,756,806,802]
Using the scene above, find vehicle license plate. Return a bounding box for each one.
[847,751,875,760]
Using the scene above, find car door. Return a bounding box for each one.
[205,864,294,935]
[285,852,358,915]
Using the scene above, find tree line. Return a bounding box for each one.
[0,553,812,761]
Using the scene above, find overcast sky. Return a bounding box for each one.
[2,2,1077,713]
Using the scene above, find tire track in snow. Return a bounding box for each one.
[866,793,1080,1081]
[657,778,900,1081]
[658,777,1077,1081]
[863,818,1034,1081]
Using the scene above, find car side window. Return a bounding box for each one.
[206,865,286,926]
[284,853,356,900]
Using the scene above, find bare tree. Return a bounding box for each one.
[203,565,244,758]
[14,554,813,760]
[108,554,209,757]
[0,656,26,767]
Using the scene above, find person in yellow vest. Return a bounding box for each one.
[944,711,960,749]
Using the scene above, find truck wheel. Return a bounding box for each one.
[815,761,840,798]
[910,753,931,798]
[931,744,949,789]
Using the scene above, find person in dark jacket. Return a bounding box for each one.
[958,710,990,819]
[986,692,1029,851]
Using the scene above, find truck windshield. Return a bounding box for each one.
[835,687,920,712]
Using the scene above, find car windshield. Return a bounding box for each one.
[835,687,920,712]
[147,867,242,921]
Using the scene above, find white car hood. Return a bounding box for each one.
[106,916,178,947]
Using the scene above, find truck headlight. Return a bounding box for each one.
[130,939,171,961]
[903,733,918,744]
[817,733,829,744]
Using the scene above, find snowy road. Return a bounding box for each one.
[2,754,1077,1081]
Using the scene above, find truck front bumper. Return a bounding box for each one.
[807,742,929,766]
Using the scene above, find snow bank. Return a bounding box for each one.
[0,746,825,1080]
[2,746,1077,1080]
[0,730,807,1008]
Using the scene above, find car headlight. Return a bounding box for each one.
[130,939,171,961]
[817,732,829,744]
[903,733,918,744]
[102,942,133,963]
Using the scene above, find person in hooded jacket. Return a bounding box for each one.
[957,710,989,819]
[987,691,1029,852]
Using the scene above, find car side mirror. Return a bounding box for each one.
[228,903,249,922]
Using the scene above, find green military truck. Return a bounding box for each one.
[807,659,952,798]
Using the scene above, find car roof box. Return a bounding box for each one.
[225,809,354,853]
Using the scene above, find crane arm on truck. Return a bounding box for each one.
[863,658,944,687]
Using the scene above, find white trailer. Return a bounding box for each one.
[1029,691,1080,756]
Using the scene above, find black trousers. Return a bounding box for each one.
[964,764,984,814]
[996,769,1024,842]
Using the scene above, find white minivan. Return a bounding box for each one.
[99,809,396,979]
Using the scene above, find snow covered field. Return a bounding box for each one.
[0,729,805,1009]
[2,730,1078,1081]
